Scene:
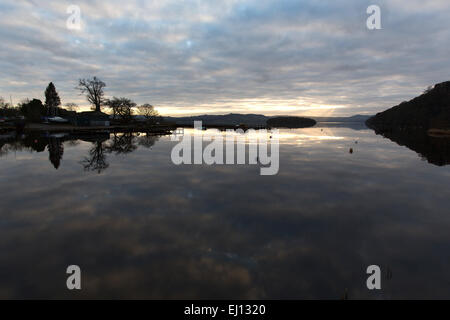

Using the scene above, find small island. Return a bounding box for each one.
[266,116,316,128]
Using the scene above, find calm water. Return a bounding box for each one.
[1,124,450,299]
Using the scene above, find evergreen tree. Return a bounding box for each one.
[45,82,61,116]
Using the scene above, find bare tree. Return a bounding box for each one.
[106,97,135,123]
[0,97,10,117]
[64,102,78,111]
[77,77,106,112]
[81,140,109,173]
[138,133,159,148]
[106,132,137,154]
[138,103,160,123]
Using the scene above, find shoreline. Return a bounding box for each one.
[1,122,271,134]
[0,122,176,135]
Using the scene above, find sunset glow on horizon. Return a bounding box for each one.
[1,0,450,116]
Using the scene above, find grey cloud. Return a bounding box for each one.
[0,0,449,115]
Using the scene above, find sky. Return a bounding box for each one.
[0,0,449,116]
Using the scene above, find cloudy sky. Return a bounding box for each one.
[1,0,449,116]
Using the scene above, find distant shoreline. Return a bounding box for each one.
[1,113,373,135]
[0,123,175,135]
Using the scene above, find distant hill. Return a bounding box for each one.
[366,81,450,131]
[267,117,316,128]
[163,113,370,126]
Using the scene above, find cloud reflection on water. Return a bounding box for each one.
[0,127,450,298]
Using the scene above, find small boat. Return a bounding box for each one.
[48,116,69,123]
